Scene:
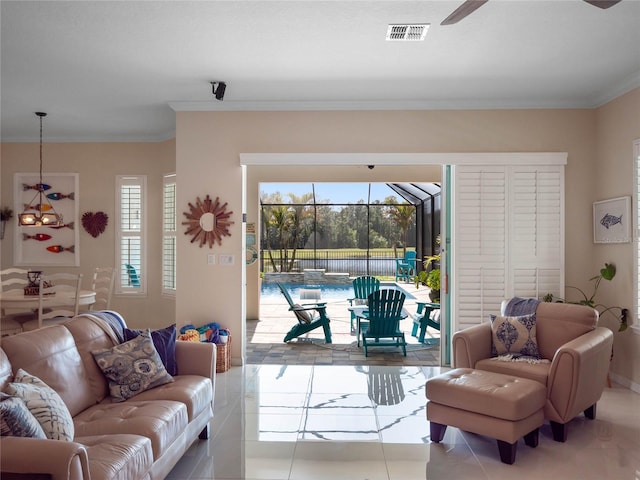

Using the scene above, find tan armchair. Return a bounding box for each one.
[452,300,613,442]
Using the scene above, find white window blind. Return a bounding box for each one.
[510,167,563,300]
[116,175,146,294]
[163,174,177,295]
[451,164,563,332]
[453,166,507,329]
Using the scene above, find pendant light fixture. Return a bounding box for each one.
[18,112,63,227]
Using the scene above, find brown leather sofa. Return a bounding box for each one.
[0,314,216,480]
[452,300,613,442]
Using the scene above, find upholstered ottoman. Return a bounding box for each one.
[426,368,546,464]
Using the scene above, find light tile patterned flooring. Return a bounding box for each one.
[246,283,440,366]
[168,364,640,480]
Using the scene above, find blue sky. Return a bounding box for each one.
[260,183,399,204]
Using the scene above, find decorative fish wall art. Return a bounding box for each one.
[49,221,75,230]
[23,183,51,192]
[23,233,52,242]
[600,213,623,229]
[46,192,75,201]
[46,245,75,253]
[23,203,53,212]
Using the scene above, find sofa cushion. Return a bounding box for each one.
[475,357,550,386]
[533,301,598,360]
[64,315,120,404]
[490,313,540,359]
[0,326,96,416]
[92,331,174,402]
[76,434,154,480]
[4,369,75,441]
[130,375,213,421]
[0,391,47,439]
[124,324,177,376]
[73,400,187,460]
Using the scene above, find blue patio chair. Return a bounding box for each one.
[277,283,332,343]
[395,250,417,282]
[347,276,380,333]
[411,301,441,345]
[360,289,407,357]
[125,264,141,287]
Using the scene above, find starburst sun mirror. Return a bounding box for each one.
[182,195,234,248]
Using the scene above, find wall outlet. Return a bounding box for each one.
[219,254,235,266]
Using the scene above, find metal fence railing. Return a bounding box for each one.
[260,249,418,278]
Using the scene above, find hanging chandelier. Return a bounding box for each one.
[18,112,63,227]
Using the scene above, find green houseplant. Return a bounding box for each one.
[0,206,13,240]
[544,262,628,332]
[416,236,441,302]
[0,206,13,222]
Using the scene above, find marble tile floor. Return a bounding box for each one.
[168,364,640,480]
[246,283,441,366]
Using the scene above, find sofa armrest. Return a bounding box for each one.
[0,437,90,480]
[452,323,492,368]
[175,340,216,379]
[546,326,614,423]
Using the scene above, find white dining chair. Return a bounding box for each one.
[22,273,83,331]
[90,267,115,311]
[1,267,33,336]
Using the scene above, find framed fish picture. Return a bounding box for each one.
[13,172,80,266]
[593,196,631,244]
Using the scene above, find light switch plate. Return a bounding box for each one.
[219,254,234,266]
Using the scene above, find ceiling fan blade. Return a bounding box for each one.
[583,0,622,9]
[441,0,489,26]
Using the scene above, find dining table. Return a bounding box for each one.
[1,288,96,311]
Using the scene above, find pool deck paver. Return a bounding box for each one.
[246,281,440,366]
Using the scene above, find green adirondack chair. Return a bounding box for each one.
[347,276,381,333]
[395,251,417,282]
[278,283,332,343]
[361,289,407,357]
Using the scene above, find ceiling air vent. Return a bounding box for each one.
[386,24,429,41]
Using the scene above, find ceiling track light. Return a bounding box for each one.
[18,112,63,227]
[211,81,227,101]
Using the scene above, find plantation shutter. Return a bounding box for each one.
[163,175,177,295]
[116,175,146,294]
[510,166,563,299]
[451,164,563,331]
[453,166,507,330]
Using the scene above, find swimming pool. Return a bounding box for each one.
[260,282,416,303]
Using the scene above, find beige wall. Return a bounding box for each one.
[0,140,176,329]
[2,92,638,386]
[595,88,640,386]
[176,109,601,366]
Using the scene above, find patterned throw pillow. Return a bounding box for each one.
[123,324,178,375]
[92,331,174,402]
[0,392,47,439]
[4,369,74,441]
[490,314,540,359]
